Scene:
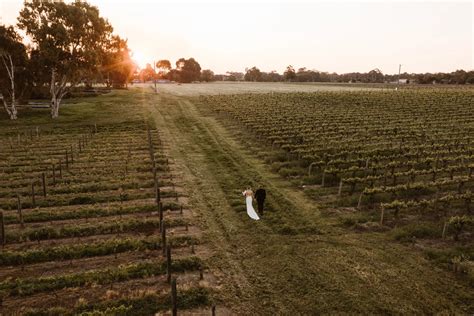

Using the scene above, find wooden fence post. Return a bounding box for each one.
[338,180,343,196]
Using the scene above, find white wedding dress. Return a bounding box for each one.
[242,190,260,220]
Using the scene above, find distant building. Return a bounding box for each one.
[389,79,411,84]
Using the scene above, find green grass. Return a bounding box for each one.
[145,90,474,314]
[2,87,473,314]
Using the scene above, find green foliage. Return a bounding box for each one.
[448,215,473,241]
[175,58,201,83]
[0,257,202,296]
[0,235,197,266]
[5,218,187,243]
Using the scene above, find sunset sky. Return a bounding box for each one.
[1,0,473,74]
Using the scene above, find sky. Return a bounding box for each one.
[1,0,473,74]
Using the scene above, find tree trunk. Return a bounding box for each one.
[1,54,18,120]
[49,69,68,119]
[51,98,60,118]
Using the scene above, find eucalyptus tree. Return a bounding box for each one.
[18,0,113,118]
[0,25,29,120]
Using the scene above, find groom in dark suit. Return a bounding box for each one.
[255,186,266,215]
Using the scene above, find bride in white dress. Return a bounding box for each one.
[242,188,260,220]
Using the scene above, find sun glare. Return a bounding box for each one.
[131,51,150,69]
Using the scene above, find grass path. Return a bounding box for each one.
[143,89,472,315]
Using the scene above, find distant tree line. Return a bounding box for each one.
[205,66,473,85]
[1,0,473,121]
[136,58,214,84]
[238,66,474,85]
[1,0,136,119]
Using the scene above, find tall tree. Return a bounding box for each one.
[18,0,113,118]
[0,25,29,120]
[200,69,214,82]
[175,58,201,83]
[138,63,156,82]
[244,66,262,82]
[156,59,171,79]
[102,36,136,88]
[284,65,296,81]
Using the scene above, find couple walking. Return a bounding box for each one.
[242,186,266,221]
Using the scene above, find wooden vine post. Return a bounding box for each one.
[31,182,36,208]
[159,202,163,229]
[161,221,167,256]
[166,245,172,283]
[308,162,315,177]
[442,220,447,239]
[379,205,385,225]
[171,277,177,316]
[156,186,161,206]
[357,191,364,209]
[42,172,47,197]
[0,211,5,247]
[17,195,24,228]
[52,164,56,185]
[338,179,343,196]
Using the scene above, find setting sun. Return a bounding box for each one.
[131,51,151,69]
